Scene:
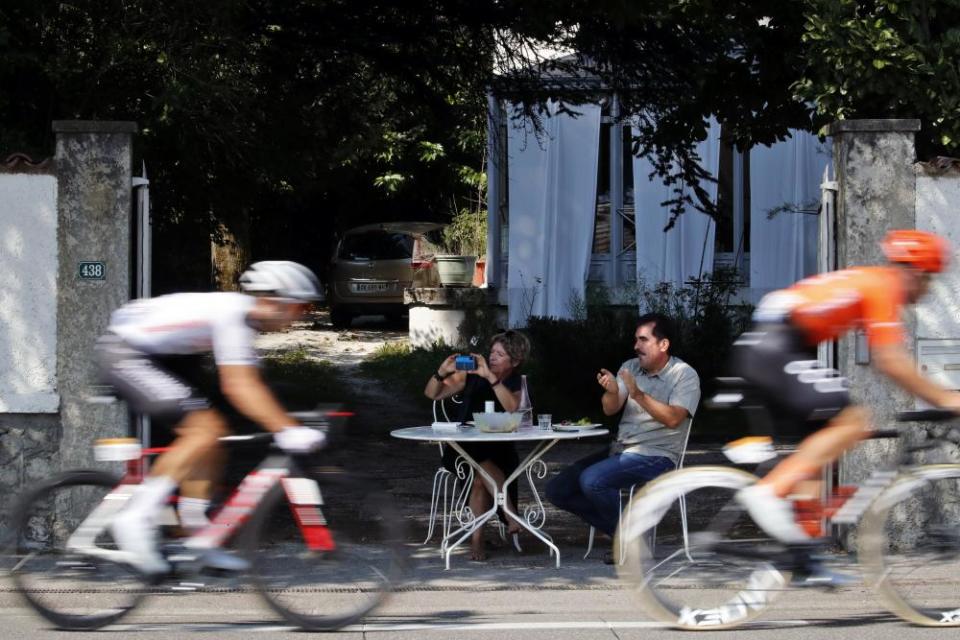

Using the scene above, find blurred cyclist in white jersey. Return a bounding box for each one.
[96,261,325,575]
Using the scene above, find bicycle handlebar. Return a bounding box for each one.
[216,407,354,446]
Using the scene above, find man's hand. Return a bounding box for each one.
[620,369,640,396]
[597,368,619,394]
[275,426,326,453]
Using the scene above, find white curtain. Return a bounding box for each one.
[750,130,831,294]
[632,118,721,290]
[506,102,601,327]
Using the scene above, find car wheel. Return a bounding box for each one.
[330,308,353,329]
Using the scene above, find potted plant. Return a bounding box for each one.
[435,209,486,287]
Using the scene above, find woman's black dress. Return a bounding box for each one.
[441,371,521,508]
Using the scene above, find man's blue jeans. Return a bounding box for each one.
[545,448,675,536]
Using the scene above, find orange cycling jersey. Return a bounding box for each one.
[781,266,906,348]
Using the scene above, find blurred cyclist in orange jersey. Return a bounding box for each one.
[729,229,960,547]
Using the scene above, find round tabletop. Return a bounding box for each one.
[390,425,609,443]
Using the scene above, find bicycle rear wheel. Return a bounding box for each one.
[860,464,960,626]
[10,470,146,629]
[617,466,789,630]
[241,468,405,630]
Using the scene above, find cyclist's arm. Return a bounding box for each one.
[872,343,960,409]
[219,364,298,432]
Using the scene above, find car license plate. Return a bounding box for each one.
[351,282,393,293]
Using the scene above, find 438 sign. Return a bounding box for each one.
[78,261,106,281]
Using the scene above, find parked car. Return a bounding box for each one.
[327,222,443,328]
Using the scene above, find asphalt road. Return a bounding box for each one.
[1,542,954,640]
[0,579,937,639]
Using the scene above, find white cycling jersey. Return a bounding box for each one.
[108,292,258,366]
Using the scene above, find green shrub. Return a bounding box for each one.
[520,270,754,436]
[360,341,451,398]
[262,348,350,410]
[634,266,754,391]
[359,270,753,439]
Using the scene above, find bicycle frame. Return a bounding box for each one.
[66,434,334,568]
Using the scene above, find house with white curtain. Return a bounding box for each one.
[483,96,832,326]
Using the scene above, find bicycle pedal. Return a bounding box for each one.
[199,565,241,579]
[791,571,859,589]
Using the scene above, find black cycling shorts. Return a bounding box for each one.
[729,322,851,438]
[95,333,226,425]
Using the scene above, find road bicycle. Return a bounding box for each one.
[8,406,405,631]
[615,378,960,630]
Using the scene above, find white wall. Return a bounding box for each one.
[916,172,960,342]
[0,174,59,412]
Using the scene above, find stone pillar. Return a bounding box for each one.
[53,121,136,475]
[825,119,920,526]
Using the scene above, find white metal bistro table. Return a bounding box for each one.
[391,424,608,569]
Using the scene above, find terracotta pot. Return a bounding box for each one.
[472,258,486,286]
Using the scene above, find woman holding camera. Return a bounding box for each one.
[424,330,531,560]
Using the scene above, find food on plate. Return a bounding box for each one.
[558,417,594,426]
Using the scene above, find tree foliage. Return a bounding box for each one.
[796,0,960,156]
[5,0,959,291]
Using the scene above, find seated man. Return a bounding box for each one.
[546,313,700,560]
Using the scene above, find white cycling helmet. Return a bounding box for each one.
[239,261,323,302]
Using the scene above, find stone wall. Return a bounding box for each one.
[0,168,59,413]
[0,122,135,536]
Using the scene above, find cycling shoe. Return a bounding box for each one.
[198,548,250,573]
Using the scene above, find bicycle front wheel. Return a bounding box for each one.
[10,470,146,629]
[617,466,789,630]
[860,464,960,626]
[241,468,405,630]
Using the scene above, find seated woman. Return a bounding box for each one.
[423,330,531,560]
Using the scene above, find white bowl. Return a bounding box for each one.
[473,412,522,433]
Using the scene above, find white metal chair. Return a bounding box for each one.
[423,396,472,544]
[584,418,694,563]
[423,397,510,548]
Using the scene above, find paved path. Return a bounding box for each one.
[0,566,939,639]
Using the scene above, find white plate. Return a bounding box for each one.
[552,423,601,432]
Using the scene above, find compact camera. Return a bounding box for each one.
[454,354,477,371]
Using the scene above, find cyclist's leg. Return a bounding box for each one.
[731,322,851,544]
[178,447,226,531]
[96,337,219,574]
[759,405,870,498]
[149,409,229,482]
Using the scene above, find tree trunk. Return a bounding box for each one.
[210,213,250,292]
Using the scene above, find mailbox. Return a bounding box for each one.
[916,339,960,409]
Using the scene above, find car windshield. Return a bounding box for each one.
[338,231,414,260]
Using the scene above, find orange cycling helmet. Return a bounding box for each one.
[881,229,951,273]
